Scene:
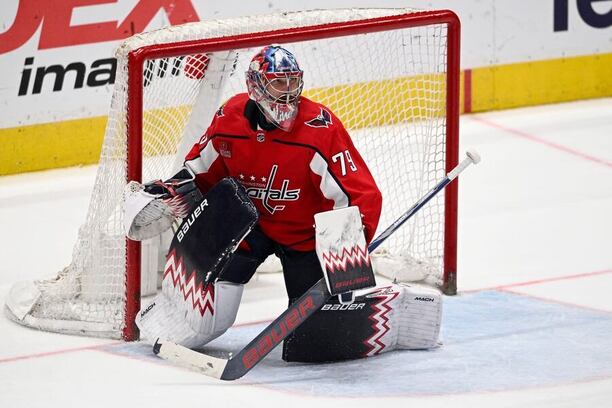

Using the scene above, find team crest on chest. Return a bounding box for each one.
[305,108,333,128]
[241,165,301,215]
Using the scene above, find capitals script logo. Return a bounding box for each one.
[245,165,300,214]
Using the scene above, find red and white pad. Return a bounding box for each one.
[374,283,443,352]
[282,282,443,362]
[136,259,243,349]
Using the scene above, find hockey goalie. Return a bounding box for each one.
[124,45,442,364]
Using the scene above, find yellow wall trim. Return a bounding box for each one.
[1,53,611,176]
[1,117,107,175]
[470,53,612,112]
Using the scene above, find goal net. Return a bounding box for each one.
[5,8,460,340]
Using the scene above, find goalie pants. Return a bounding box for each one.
[220,226,323,302]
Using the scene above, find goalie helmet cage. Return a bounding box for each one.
[5,8,460,341]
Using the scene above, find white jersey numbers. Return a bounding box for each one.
[332,150,358,176]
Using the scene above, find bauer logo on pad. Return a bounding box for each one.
[314,206,375,295]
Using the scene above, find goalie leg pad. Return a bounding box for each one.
[136,280,243,349]
[282,283,442,362]
[136,178,258,348]
[396,284,443,350]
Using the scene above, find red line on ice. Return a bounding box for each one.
[0,342,122,363]
[468,268,612,292]
[471,116,612,168]
[0,319,272,364]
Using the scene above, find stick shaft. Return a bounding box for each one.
[369,155,475,252]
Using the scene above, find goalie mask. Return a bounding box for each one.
[246,45,304,132]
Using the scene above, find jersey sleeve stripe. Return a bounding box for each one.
[310,152,349,209]
[185,142,219,174]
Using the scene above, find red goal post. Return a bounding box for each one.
[5,8,460,341]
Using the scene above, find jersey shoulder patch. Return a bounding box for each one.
[215,103,225,117]
[305,107,333,128]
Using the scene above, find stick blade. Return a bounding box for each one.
[154,339,228,379]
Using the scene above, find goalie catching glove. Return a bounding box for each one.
[124,167,203,241]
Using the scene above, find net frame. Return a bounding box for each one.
[4,8,460,341]
[125,9,460,340]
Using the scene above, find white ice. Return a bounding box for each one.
[1,98,611,407]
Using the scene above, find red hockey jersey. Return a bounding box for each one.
[184,93,382,251]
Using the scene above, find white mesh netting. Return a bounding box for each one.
[5,8,456,339]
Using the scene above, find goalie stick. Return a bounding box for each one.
[154,149,481,380]
[369,148,481,252]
